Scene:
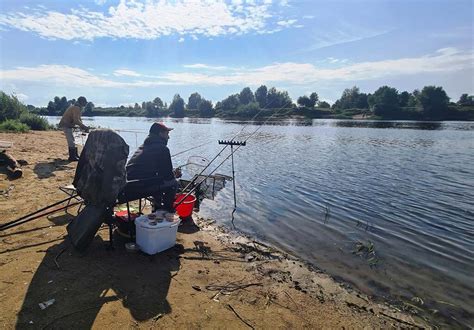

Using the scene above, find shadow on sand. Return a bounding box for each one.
[16,233,183,328]
[33,159,73,179]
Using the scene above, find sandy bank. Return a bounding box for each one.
[0,131,426,328]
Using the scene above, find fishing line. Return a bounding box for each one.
[179,97,290,192]
[177,103,294,209]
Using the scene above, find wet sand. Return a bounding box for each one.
[0,131,427,328]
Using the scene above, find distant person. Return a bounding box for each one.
[58,96,89,161]
[123,122,181,212]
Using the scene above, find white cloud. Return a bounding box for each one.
[0,0,297,40]
[113,69,141,77]
[94,0,107,5]
[178,37,184,42]
[277,19,297,27]
[1,49,471,89]
[183,64,229,70]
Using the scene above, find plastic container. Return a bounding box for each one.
[173,193,196,218]
[135,213,180,255]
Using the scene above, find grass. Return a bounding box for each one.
[352,240,380,268]
[19,112,51,131]
[0,119,30,132]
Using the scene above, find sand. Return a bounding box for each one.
[0,130,427,328]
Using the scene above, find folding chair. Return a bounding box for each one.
[59,184,84,214]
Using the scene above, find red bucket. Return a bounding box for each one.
[173,193,196,218]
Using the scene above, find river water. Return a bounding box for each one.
[47,116,474,326]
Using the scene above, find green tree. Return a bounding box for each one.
[267,87,292,108]
[153,97,164,108]
[169,94,185,117]
[457,93,473,106]
[309,92,319,106]
[83,102,95,116]
[407,90,420,107]
[47,101,56,115]
[334,86,363,109]
[239,87,255,105]
[187,92,202,110]
[368,86,399,117]
[419,86,450,118]
[221,94,240,111]
[399,91,410,107]
[297,95,313,107]
[255,85,268,108]
[198,99,214,117]
[356,93,369,109]
[317,101,331,108]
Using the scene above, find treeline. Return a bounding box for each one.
[25,85,474,121]
[330,86,474,120]
[0,92,51,132]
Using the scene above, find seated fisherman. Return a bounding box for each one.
[123,122,181,212]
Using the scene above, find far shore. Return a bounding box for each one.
[0,131,429,328]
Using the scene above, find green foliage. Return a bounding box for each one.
[369,86,400,117]
[169,94,185,117]
[46,96,76,115]
[187,93,202,110]
[309,92,319,105]
[419,86,450,118]
[457,93,473,106]
[399,91,410,107]
[19,112,51,130]
[267,87,292,108]
[0,92,27,121]
[0,119,30,132]
[333,86,368,110]
[239,87,255,105]
[297,95,313,108]
[83,102,95,116]
[236,102,260,117]
[297,91,319,108]
[198,99,214,117]
[220,94,240,111]
[143,100,166,117]
[255,85,268,108]
[317,101,331,108]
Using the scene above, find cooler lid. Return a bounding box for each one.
[135,213,178,229]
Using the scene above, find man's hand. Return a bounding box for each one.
[173,168,182,178]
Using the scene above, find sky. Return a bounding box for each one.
[0,0,473,107]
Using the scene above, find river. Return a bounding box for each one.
[46,116,474,327]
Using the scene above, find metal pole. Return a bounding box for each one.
[231,145,237,227]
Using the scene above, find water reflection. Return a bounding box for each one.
[331,120,444,130]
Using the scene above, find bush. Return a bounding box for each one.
[0,119,30,132]
[0,92,27,121]
[19,112,51,130]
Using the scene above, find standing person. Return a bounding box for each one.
[58,96,89,161]
[124,122,181,212]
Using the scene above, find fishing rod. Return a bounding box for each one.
[0,200,83,232]
[175,103,295,221]
[179,97,282,194]
[0,196,78,230]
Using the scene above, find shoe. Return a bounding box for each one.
[68,147,79,161]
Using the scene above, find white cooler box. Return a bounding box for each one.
[135,213,180,255]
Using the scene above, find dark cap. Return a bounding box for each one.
[149,122,173,135]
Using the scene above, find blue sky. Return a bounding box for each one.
[0,0,473,107]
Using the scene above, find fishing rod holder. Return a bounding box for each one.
[218,140,246,146]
